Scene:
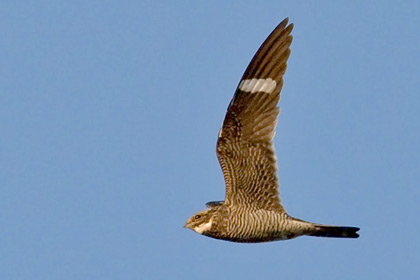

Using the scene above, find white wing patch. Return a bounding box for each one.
[238,78,276,94]
[194,219,213,234]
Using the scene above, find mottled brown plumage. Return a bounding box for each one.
[184,18,359,243]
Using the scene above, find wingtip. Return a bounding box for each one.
[278,17,290,29]
[280,17,293,29]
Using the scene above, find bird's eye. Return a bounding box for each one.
[194,215,201,219]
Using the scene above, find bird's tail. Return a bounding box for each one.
[308,225,360,238]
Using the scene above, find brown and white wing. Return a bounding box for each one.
[216,18,293,211]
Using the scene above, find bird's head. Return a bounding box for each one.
[184,208,215,234]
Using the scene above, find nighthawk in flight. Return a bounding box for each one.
[184,18,360,243]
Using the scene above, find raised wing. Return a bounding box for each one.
[216,18,293,211]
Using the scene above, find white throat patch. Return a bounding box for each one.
[194,219,213,234]
[238,78,277,94]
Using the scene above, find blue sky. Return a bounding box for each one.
[1,1,419,279]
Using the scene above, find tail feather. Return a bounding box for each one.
[309,225,360,238]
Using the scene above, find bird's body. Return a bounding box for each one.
[184,18,360,243]
[188,204,358,243]
[193,205,305,242]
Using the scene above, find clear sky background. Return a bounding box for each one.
[1,1,419,279]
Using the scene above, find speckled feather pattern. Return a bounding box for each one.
[184,18,360,242]
[216,19,292,211]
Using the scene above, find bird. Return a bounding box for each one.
[184,18,360,243]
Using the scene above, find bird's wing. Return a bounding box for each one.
[216,18,293,211]
[205,201,224,208]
